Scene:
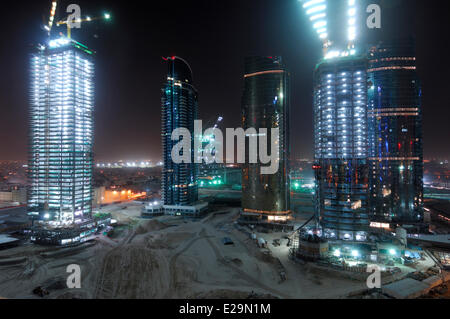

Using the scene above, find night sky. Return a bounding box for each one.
[0,0,448,161]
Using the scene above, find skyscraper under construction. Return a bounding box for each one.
[240,56,291,227]
[367,39,424,225]
[301,0,370,240]
[301,0,425,238]
[161,57,199,208]
[313,55,370,240]
[28,38,95,228]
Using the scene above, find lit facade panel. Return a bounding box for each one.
[314,58,367,160]
[28,39,94,226]
[367,40,424,224]
[301,0,329,41]
[301,0,360,48]
[347,0,357,42]
[313,56,369,241]
[161,57,198,206]
[241,56,290,216]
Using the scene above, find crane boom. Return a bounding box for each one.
[56,13,111,39]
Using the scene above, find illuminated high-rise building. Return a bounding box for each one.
[28,38,95,226]
[301,0,329,42]
[161,56,199,207]
[240,56,291,226]
[313,56,369,240]
[302,0,370,240]
[302,1,425,237]
[367,40,424,224]
[300,0,359,57]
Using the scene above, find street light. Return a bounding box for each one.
[333,249,341,257]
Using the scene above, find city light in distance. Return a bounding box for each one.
[96,161,155,168]
[333,249,341,257]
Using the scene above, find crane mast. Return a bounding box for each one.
[44,1,58,35]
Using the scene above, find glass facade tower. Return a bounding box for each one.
[313,56,370,240]
[161,56,198,206]
[367,40,424,224]
[28,38,95,226]
[241,56,291,224]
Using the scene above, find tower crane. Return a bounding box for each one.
[56,13,111,39]
[43,1,58,36]
[43,0,111,39]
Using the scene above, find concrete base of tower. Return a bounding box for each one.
[30,223,97,246]
[163,202,209,217]
[322,228,369,242]
[141,201,209,218]
[29,214,112,246]
[238,209,294,231]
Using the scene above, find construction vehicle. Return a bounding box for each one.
[32,286,49,298]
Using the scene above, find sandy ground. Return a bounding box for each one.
[97,201,144,223]
[0,205,372,299]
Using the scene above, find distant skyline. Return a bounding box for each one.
[0,0,449,161]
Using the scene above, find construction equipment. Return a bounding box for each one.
[56,13,111,39]
[43,1,58,35]
[32,286,49,298]
[43,0,111,39]
[291,214,316,235]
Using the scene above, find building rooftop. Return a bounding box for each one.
[383,278,429,299]
[410,234,450,248]
[0,235,19,245]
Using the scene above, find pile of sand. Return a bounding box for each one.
[223,256,243,267]
[56,291,89,299]
[165,232,195,247]
[97,244,170,298]
[135,220,169,235]
[189,289,278,299]
[143,234,171,250]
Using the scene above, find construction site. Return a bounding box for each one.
[0,202,368,299]
[0,199,449,299]
[1,0,449,301]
